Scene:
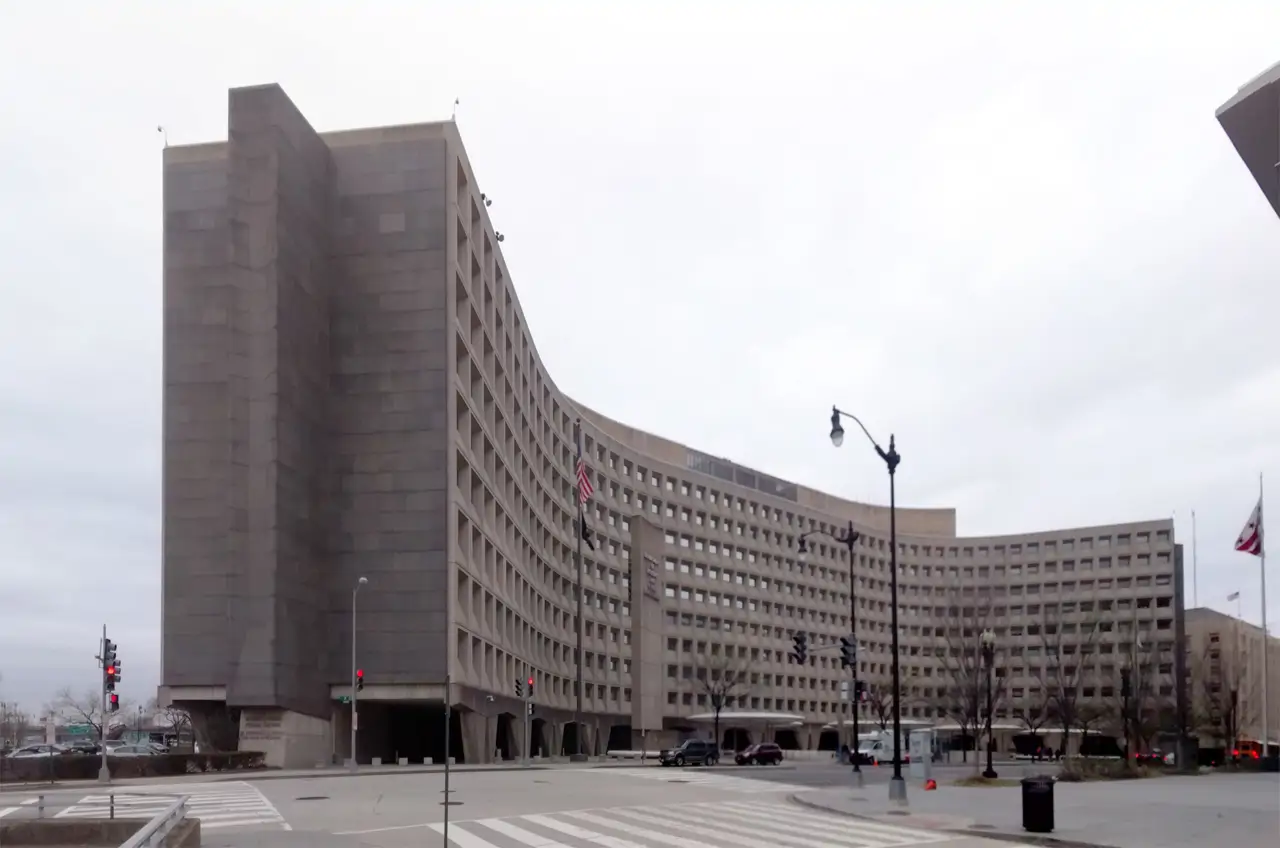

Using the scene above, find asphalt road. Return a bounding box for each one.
[0,763,1045,848]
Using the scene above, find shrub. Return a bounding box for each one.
[1058,757,1150,782]
[0,751,267,783]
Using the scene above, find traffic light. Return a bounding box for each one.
[102,638,118,691]
[109,693,120,713]
[855,680,868,702]
[527,677,534,698]
[839,635,856,669]
[356,669,365,692]
[526,702,534,716]
[515,678,525,698]
[789,632,808,665]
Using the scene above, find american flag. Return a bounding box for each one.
[1234,497,1263,557]
[576,457,594,506]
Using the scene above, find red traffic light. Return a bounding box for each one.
[356,669,363,678]
[106,666,115,675]
[109,693,118,704]
[527,677,533,686]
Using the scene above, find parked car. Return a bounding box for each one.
[5,744,67,758]
[107,745,157,757]
[659,739,719,767]
[734,743,783,766]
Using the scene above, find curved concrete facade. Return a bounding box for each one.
[161,84,1182,766]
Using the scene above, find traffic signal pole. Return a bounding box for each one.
[97,625,109,784]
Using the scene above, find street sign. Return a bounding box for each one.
[338,696,351,704]
[65,724,92,734]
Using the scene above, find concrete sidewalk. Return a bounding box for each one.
[789,772,1280,848]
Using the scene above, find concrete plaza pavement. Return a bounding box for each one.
[791,771,1280,848]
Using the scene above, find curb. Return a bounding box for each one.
[785,793,1119,848]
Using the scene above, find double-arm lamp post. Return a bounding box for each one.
[798,520,864,787]
[980,629,998,779]
[829,406,907,804]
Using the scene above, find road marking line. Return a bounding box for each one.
[562,809,724,848]
[0,808,19,820]
[631,804,900,848]
[426,821,506,848]
[475,817,576,847]
[523,814,648,848]
[716,802,951,844]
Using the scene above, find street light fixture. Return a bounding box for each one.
[829,405,906,804]
[799,520,864,787]
[980,629,998,779]
[351,575,368,773]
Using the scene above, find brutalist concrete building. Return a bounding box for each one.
[162,84,1185,768]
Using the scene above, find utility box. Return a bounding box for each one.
[908,729,933,780]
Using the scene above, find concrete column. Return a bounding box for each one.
[511,714,527,760]
[551,721,564,757]
[460,711,489,764]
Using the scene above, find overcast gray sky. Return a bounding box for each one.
[1,1,1278,711]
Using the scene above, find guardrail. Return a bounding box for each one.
[118,796,188,848]
[1,792,191,848]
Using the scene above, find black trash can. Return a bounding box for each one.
[1021,775,1055,833]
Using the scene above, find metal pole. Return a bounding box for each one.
[442,672,451,846]
[571,419,587,762]
[97,625,109,784]
[886,437,906,804]
[849,542,863,786]
[351,576,366,773]
[1259,472,1269,759]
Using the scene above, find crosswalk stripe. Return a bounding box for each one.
[642,804,901,848]
[475,818,576,847]
[51,781,285,831]
[522,814,648,848]
[714,802,948,843]
[562,809,725,848]
[608,806,851,848]
[429,800,953,848]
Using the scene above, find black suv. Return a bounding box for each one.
[735,742,783,765]
[659,739,719,767]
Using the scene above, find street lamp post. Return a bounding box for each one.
[980,629,998,779]
[351,575,368,773]
[799,520,863,787]
[830,407,907,804]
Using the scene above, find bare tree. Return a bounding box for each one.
[1111,631,1171,756]
[1010,691,1054,751]
[864,683,895,732]
[696,653,749,753]
[49,688,131,741]
[1192,640,1254,755]
[1074,702,1111,754]
[934,587,1004,764]
[0,702,30,748]
[1036,608,1101,756]
[161,704,193,745]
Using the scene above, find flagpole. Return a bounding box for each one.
[1192,509,1199,608]
[1260,471,1270,757]
[571,418,587,762]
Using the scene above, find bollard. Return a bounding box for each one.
[36,795,45,819]
[109,793,115,819]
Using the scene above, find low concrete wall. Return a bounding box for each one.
[0,817,200,847]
